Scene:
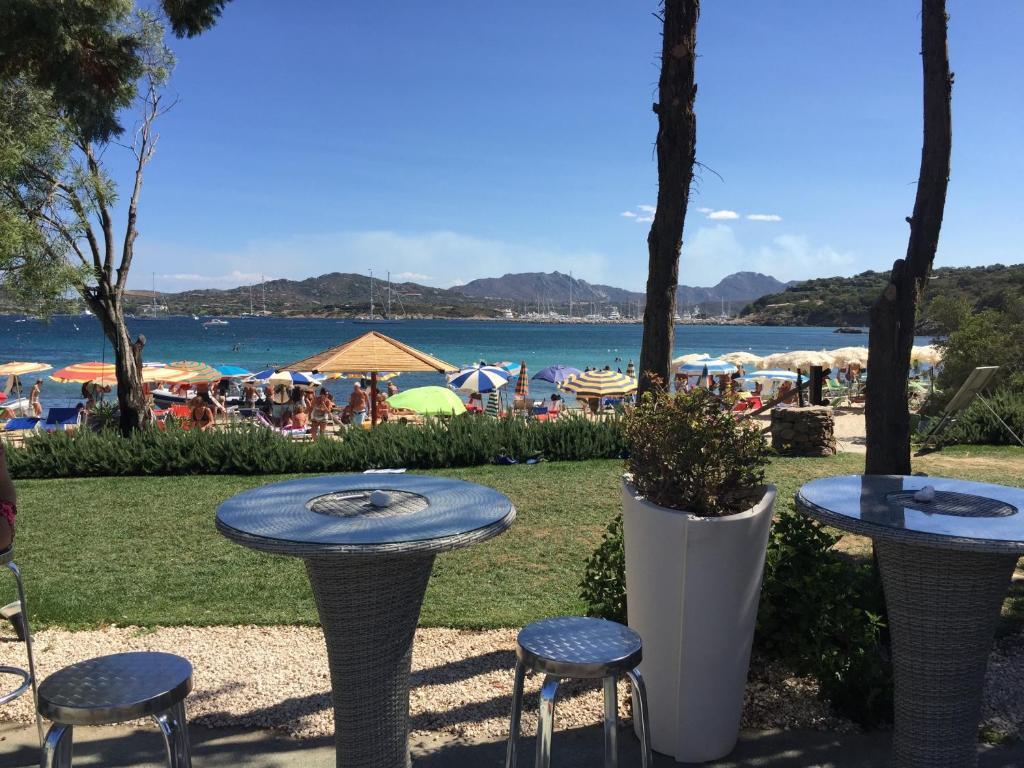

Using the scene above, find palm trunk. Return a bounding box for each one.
[638,0,699,398]
[865,0,952,474]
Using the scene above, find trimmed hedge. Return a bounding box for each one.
[7,415,626,479]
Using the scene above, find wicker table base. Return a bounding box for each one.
[305,553,436,768]
[876,540,1017,768]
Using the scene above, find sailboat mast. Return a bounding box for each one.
[261,274,267,314]
[249,285,254,315]
[369,270,375,319]
[568,271,573,319]
[387,271,392,319]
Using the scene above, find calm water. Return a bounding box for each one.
[1,315,931,407]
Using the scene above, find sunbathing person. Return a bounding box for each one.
[188,395,215,431]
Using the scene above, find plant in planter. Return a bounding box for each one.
[621,387,773,763]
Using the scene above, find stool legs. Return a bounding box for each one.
[534,675,560,768]
[8,561,44,747]
[603,676,618,768]
[625,668,652,768]
[155,701,193,768]
[39,724,73,768]
[505,660,526,768]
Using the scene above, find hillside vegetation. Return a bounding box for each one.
[741,264,1024,330]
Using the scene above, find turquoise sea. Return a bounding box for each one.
[1,315,932,408]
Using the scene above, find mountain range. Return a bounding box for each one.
[113,270,793,318]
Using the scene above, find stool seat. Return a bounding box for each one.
[516,616,642,679]
[38,652,192,725]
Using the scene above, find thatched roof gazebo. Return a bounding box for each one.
[283,331,458,424]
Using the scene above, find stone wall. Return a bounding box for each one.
[770,406,836,457]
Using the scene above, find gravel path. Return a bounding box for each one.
[0,625,852,741]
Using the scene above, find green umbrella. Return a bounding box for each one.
[387,386,466,415]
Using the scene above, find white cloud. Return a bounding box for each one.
[747,214,782,222]
[392,271,433,282]
[156,270,270,285]
[706,210,740,220]
[637,204,656,214]
[696,207,713,213]
[620,211,637,218]
[635,216,654,223]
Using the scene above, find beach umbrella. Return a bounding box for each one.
[248,369,321,386]
[829,347,869,367]
[676,357,737,375]
[331,371,400,381]
[168,360,223,384]
[532,364,582,385]
[50,362,117,386]
[282,331,458,425]
[561,369,638,397]
[216,365,252,378]
[911,345,943,366]
[0,362,51,376]
[671,352,710,368]
[625,360,635,378]
[448,365,511,394]
[495,361,521,377]
[514,360,529,400]
[745,369,799,382]
[386,386,466,415]
[485,390,501,418]
[720,351,762,368]
[762,350,834,371]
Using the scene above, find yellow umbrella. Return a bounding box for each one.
[167,361,223,384]
[561,369,638,397]
[911,345,943,366]
[0,362,52,376]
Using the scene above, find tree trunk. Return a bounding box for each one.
[865,0,952,475]
[87,290,150,436]
[638,0,699,398]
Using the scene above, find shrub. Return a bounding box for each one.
[579,515,626,624]
[941,388,1024,446]
[625,387,769,517]
[5,414,626,479]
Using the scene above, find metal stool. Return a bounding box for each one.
[506,616,652,768]
[37,651,193,768]
[0,546,43,747]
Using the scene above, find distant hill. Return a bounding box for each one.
[740,263,1024,329]
[124,272,495,318]
[454,270,790,314]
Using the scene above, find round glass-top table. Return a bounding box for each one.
[797,475,1024,768]
[217,474,515,768]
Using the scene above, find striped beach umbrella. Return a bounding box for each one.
[168,361,223,384]
[532,365,582,385]
[216,365,252,378]
[514,360,529,399]
[50,362,117,386]
[625,360,635,379]
[0,362,51,376]
[561,369,638,397]
[485,390,501,417]
[448,365,510,394]
[249,369,321,386]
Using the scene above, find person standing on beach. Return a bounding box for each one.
[28,380,43,417]
[349,382,368,426]
[1,442,17,551]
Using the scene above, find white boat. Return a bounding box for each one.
[353,270,404,324]
[203,318,229,327]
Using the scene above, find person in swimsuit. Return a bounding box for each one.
[29,380,43,417]
[287,405,309,431]
[188,395,215,431]
[349,383,368,426]
[0,442,16,551]
[309,389,332,439]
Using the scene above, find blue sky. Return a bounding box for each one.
[115,1,1023,293]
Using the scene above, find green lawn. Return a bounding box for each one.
[7,447,1023,629]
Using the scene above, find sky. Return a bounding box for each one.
[110,1,1024,293]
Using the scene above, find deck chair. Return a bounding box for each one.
[43,408,82,431]
[917,366,1022,451]
[3,417,40,434]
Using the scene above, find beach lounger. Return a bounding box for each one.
[43,407,82,431]
[3,417,40,434]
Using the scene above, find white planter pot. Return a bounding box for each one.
[622,478,776,763]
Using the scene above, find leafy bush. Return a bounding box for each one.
[625,387,769,517]
[579,515,626,624]
[5,414,626,479]
[757,512,892,727]
[942,388,1024,446]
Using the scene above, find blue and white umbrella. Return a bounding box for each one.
[248,369,322,386]
[448,365,511,393]
[676,356,737,375]
[216,364,252,378]
[744,369,799,382]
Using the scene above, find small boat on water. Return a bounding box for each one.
[203,319,229,327]
[353,270,404,324]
